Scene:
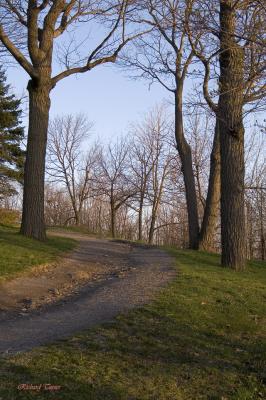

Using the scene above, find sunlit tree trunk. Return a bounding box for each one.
[20,78,51,240]
[175,85,199,249]
[199,121,220,251]
[219,0,246,270]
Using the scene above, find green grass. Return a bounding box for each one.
[0,225,76,280]
[48,225,107,239]
[0,250,265,399]
[48,225,93,234]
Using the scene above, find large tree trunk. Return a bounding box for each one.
[219,0,246,270]
[199,120,220,251]
[175,86,199,249]
[20,79,51,240]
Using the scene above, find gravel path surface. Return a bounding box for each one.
[0,233,175,355]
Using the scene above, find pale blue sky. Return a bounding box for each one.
[7,63,169,141]
[7,57,264,149]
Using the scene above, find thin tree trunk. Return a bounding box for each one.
[175,87,199,249]
[246,200,253,260]
[260,189,265,261]
[199,120,220,251]
[74,210,80,226]
[219,0,246,270]
[148,211,156,244]
[139,173,150,241]
[73,201,81,225]
[65,179,79,226]
[20,80,51,240]
[110,203,116,238]
[138,194,144,241]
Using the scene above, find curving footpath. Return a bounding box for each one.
[0,233,175,355]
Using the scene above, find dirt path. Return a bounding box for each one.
[0,232,175,355]
[0,232,133,313]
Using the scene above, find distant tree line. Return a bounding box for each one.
[44,110,265,261]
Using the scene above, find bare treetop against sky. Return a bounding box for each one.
[0,0,159,240]
[7,62,167,139]
[0,0,162,139]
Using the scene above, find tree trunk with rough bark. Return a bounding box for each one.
[199,120,220,251]
[20,79,51,240]
[219,0,246,270]
[175,86,199,249]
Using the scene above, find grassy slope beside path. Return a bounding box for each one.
[0,225,76,280]
[1,250,265,399]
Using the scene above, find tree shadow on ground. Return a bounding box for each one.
[0,308,265,400]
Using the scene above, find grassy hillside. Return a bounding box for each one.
[0,249,265,399]
[0,225,76,280]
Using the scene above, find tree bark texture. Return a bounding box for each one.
[20,79,51,240]
[219,0,246,270]
[175,87,199,249]
[199,120,220,252]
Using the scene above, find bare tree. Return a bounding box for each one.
[121,0,200,248]
[129,137,153,241]
[245,129,266,260]
[44,183,73,226]
[127,107,177,243]
[144,110,174,244]
[43,107,265,259]
[47,114,96,225]
[0,0,145,239]
[186,111,211,208]
[186,0,266,269]
[96,137,135,238]
[121,0,231,252]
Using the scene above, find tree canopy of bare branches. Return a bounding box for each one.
[0,0,146,239]
[46,113,98,225]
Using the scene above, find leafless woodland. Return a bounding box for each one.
[43,109,265,260]
[0,0,265,267]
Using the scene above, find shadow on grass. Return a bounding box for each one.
[0,305,265,400]
[0,248,265,399]
[1,358,128,400]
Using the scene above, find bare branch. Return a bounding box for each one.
[0,24,36,78]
